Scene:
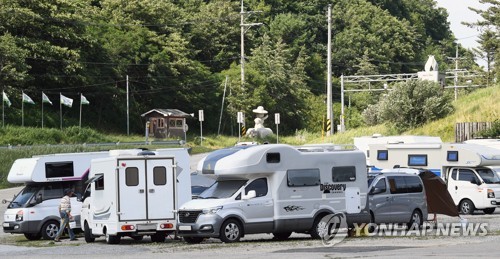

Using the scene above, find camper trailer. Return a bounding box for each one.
[177,144,368,243]
[353,134,442,170]
[80,148,191,244]
[2,151,112,240]
[369,143,500,214]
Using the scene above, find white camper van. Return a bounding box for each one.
[80,148,191,244]
[369,143,500,214]
[2,151,111,240]
[177,144,368,243]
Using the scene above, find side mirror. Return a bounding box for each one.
[242,190,256,200]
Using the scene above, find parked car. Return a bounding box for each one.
[367,171,428,229]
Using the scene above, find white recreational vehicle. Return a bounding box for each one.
[80,148,191,244]
[369,143,500,214]
[2,151,112,240]
[353,134,442,169]
[177,144,368,243]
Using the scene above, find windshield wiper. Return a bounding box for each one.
[200,196,220,199]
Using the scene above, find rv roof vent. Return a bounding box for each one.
[138,151,156,156]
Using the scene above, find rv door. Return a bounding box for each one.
[117,158,175,221]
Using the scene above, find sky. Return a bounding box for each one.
[435,0,489,67]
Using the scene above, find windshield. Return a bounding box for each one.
[477,168,500,184]
[8,185,40,209]
[198,180,247,199]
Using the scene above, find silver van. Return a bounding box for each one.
[368,172,428,228]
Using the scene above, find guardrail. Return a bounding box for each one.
[0,140,185,150]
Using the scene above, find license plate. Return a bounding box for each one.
[179,225,191,231]
[3,222,9,227]
[137,224,156,230]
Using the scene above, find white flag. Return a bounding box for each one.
[2,91,11,107]
[42,92,52,105]
[60,94,73,107]
[81,94,89,105]
[22,93,35,104]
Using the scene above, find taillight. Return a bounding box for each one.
[160,223,173,229]
[15,210,23,221]
[121,225,135,231]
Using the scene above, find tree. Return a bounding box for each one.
[377,80,454,132]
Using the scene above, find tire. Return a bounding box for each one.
[219,219,242,243]
[183,236,205,244]
[367,212,376,234]
[84,222,95,243]
[41,220,59,240]
[483,208,496,214]
[272,232,292,241]
[407,210,423,229]
[151,232,166,243]
[24,232,42,240]
[105,233,120,244]
[310,215,328,239]
[459,199,475,215]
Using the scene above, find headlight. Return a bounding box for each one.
[202,206,223,214]
[15,210,23,221]
[487,189,495,198]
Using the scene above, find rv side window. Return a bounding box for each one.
[377,150,388,160]
[95,174,104,190]
[405,176,423,193]
[41,184,64,200]
[332,166,356,182]
[408,155,428,166]
[45,161,74,178]
[153,167,167,185]
[447,151,459,162]
[287,169,320,187]
[267,153,280,163]
[125,167,139,186]
[245,178,268,197]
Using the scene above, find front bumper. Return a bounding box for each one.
[3,220,38,234]
[177,211,224,238]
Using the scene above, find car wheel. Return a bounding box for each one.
[483,208,495,214]
[105,233,120,244]
[84,222,95,243]
[219,219,242,243]
[310,215,329,239]
[272,232,292,241]
[183,236,205,244]
[407,210,423,229]
[459,199,475,215]
[151,232,166,243]
[41,220,59,240]
[24,232,42,240]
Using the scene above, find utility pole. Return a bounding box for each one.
[240,0,262,89]
[447,44,466,100]
[126,75,130,135]
[218,76,228,135]
[326,4,333,136]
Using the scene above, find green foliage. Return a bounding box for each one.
[376,80,454,132]
[476,120,500,139]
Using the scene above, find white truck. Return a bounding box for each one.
[2,151,112,240]
[80,148,191,244]
[177,144,368,243]
[369,142,500,214]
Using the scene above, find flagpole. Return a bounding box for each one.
[22,91,24,127]
[41,92,44,128]
[79,93,82,128]
[60,93,62,130]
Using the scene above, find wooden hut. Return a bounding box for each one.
[141,109,192,138]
